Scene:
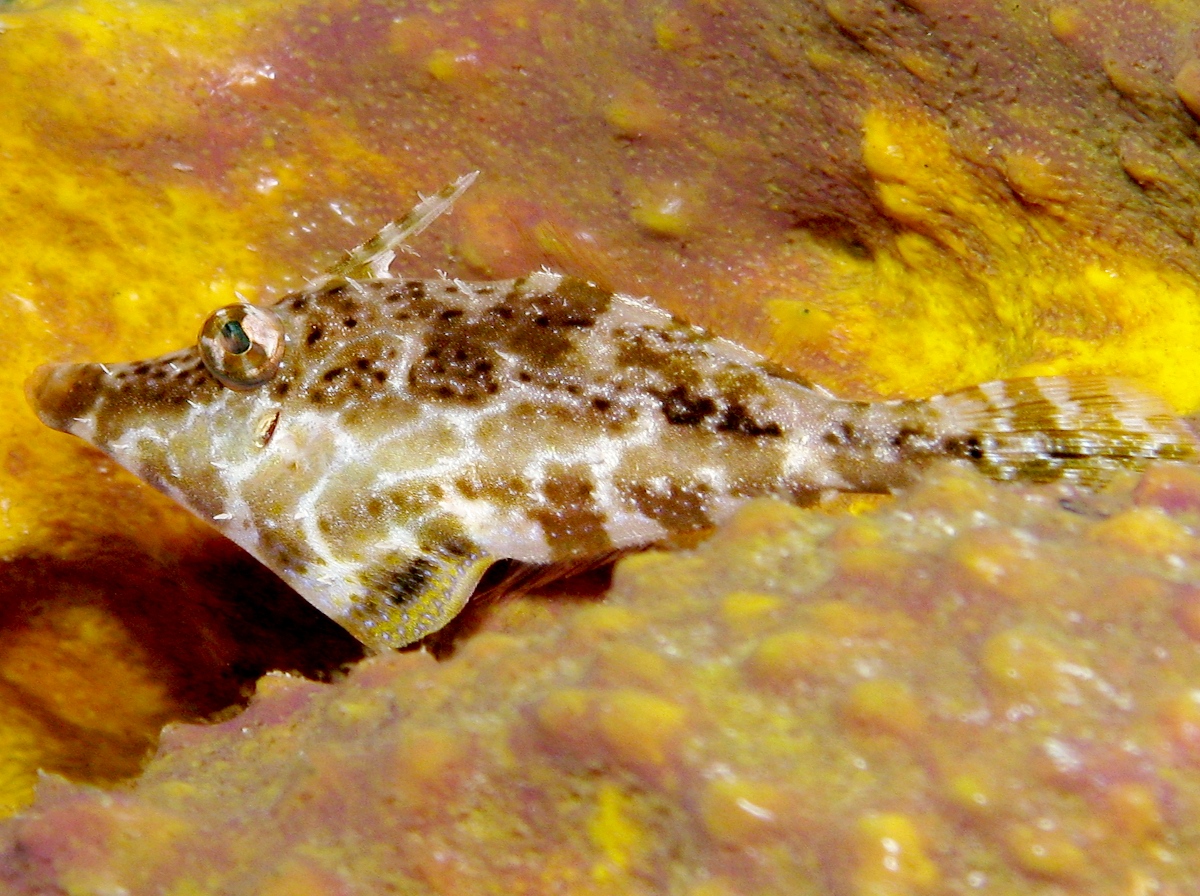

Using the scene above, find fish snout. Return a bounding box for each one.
[24,362,104,433]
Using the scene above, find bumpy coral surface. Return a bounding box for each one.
[6,465,1200,894]
[4,0,1200,887]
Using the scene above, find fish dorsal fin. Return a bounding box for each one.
[929,375,1198,487]
[312,171,479,289]
[340,545,495,652]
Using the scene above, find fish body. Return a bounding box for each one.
[26,178,1200,650]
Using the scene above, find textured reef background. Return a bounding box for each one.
[4,0,1200,892]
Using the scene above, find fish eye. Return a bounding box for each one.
[199,303,286,390]
[219,319,252,355]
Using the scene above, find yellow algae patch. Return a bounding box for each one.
[587,783,644,881]
[0,0,269,144]
[627,178,704,239]
[768,104,1200,409]
[1103,783,1164,845]
[1088,506,1194,556]
[720,591,783,634]
[979,628,1083,704]
[591,643,673,691]
[841,679,926,740]
[1004,822,1090,882]
[850,812,940,896]
[0,704,59,817]
[596,689,689,773]
[699,776,785,847]
[256,859,351,896]
[746,627,845,689]
[388,727,469,801]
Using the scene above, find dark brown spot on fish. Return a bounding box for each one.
[253,527,314,578]
[385,484,440,518]
[943,435,986,460]
[454,473,530,505]
[622,480,713,533]
[306,325,324,346]
[407,303,506,402]
[717,403,782,438]
[822,420,867,449]
[487,305,514,320]
[614,327,702,386]
[439,535,475,557]
[379,280,446,319]
[653,385,718,426]
[892,425,931,451]
[417,516,479,559]
[380,557,437,607]
[386,281,424,302]
[531,468,612,561]
[344,318,357,328]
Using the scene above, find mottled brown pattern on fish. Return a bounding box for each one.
[26,177,1200,651]
[408,314,502,403]
[496,277,609,369]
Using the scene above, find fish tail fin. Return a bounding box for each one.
[314,171,479,286]
[928,375,1199,487]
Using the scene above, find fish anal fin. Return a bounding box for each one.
[342,545,495,652]
[931,375,1199,488]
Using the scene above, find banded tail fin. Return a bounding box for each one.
[929,376,1199,487]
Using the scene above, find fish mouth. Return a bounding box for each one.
[25,362,104,434]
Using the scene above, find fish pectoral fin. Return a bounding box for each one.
[342,547,495,652]
[935,375,1199,487]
